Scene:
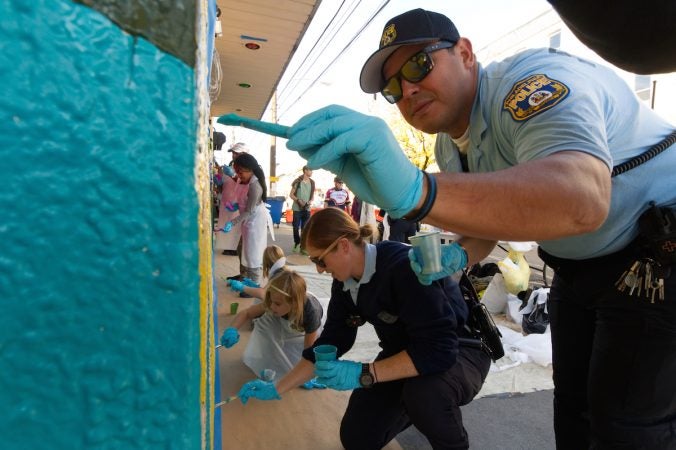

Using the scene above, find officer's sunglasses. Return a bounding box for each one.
[381,41,455,104]
[309,234,348,268]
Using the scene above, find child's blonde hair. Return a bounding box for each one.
[264,270,307,331]
[262,245,285,278]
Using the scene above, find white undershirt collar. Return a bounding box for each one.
[451,126,471,154]
[342,243,377,304]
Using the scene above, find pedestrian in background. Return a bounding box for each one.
[221,153,271,287]
[324,176,351,214]
[289,165,314,254]
[215,142,249,256]
[350,196,362,224]
[381,209,417,244]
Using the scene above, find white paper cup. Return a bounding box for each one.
[409,231,442,274]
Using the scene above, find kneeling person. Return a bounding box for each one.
[221,269,323,379]
[237,208,491,449]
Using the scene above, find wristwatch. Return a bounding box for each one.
[359,363,375,388]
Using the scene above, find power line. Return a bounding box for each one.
[278,0,391,121]
[277,0,360,104]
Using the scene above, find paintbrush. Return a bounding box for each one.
[213,370,276,407]
[215,395,238,408]
[217,113,290,138]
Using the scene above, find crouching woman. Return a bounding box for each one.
[237,207,491,449]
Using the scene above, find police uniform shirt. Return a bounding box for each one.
[435,48,676,259]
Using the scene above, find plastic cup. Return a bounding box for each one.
[409,231,442,274]
[230,302,239,315]
[313,344,337,361]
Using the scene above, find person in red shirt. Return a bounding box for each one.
[324,177,351,214]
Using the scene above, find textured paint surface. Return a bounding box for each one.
[0,1,207,448]
[74,0,197,67]
[193,1,217,447]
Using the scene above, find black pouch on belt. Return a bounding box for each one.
[638,202,676,267]
[456,272,505,361]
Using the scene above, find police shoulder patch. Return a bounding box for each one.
[502,74,569,121]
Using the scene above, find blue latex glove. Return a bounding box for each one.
[220,327,240,348]
[408,242,468,285]
[300,377,327,390]
[223,165,235,177]
[227,279,245,293]
[314,360,361,391]
[220,221,233,233]
[286,105,423,218]
[224,202,239,212]
[241,277,260,288]
[238,379,281,404]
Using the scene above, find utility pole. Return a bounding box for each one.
[269,91,277,196]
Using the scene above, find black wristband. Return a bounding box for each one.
[406,171,437,223]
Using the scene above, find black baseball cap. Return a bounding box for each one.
[359,9,460,93]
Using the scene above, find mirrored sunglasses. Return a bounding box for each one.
[381,41,455,104]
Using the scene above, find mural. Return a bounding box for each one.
[0,0,217,448]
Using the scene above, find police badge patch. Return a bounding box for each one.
[503,74,569,121]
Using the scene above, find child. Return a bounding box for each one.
[220,269,324,379]
[226,245,286,299]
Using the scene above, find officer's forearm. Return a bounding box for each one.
[421,152,610,241]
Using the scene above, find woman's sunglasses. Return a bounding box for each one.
[381,41,455,104]
[309,234,348,268]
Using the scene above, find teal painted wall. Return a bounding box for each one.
[0,1,210,448]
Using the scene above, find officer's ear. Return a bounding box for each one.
[453,38,475,69]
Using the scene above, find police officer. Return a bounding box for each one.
[284,8,676,449]
[236,208,491,449]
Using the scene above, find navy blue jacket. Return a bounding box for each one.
[303,241,468,375]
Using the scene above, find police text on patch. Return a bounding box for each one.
[503,74,569,121]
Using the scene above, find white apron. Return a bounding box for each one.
[241,201,269,268]
[242,312,305,378]
[215,176,248,251]
[240,174,270,268]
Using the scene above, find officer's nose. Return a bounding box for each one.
[400,78,420,99]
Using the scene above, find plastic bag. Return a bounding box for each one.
[497,249,531,294]
[506,294,523,325]
[498,325,552,367]
[520,288,550,335]
[481,273,509,314]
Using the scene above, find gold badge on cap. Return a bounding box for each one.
[380,24,396,47]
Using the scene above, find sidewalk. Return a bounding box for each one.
[214,222,554,449]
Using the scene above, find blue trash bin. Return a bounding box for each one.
[265,196,285,227]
